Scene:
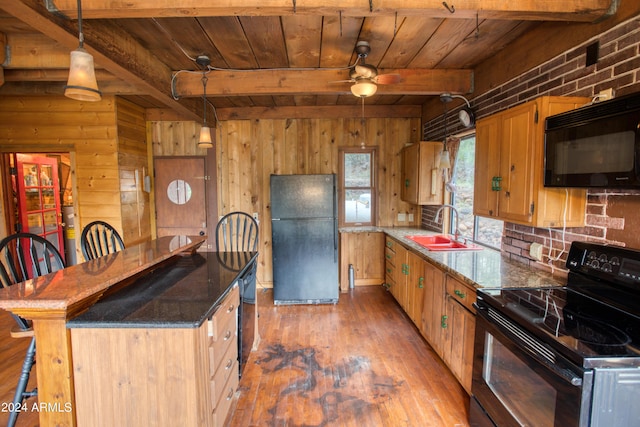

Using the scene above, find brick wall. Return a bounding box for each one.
[422,15,640,277]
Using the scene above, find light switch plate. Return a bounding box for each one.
[530,242,544,261]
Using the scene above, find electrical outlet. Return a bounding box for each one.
[530,243,544,262]
[408,213,414,222]
[398,213,406,222]
[597,88,615,102]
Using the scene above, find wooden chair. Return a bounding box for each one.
[80,220,125,261]
[0,233,65,427]
[216,212,258,303]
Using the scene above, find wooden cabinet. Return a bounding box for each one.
[401,141,445,205]
[474,96,589,227]
[384,237,426,322]
[406,251,426,325]
[420,260,446,357]
[441,275,476,394]
[339,232,385,291]
[71,284,240,427]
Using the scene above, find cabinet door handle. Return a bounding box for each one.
[418,277,424,288]
[225,359,233,369]
[227,304,235,313]
[454,289,466,298]
[224,330,232,340]
[491,176,502,191]
[386,254,392,259]
[441,315,448,328]
[405,178,410,188]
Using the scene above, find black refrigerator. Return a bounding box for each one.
[270,174,339,304]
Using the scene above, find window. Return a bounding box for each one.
[449,134,503,249]
[339,148,376,227]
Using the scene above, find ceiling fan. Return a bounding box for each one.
[346,41,401,98]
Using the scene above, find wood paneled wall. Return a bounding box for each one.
[0,95,151,258]
[152,116,422,287]
[221,117,423,287]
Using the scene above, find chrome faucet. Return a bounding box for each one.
[434,204,461,241]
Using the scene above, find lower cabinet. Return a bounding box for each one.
[70,284,240,427]
[340,232,385,291]
[441,275,476,394]
[384,236,476,394]
[420,260,446,357]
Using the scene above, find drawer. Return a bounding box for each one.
[385,237,396,252]
[210,335,238,405]
[208,284,239,341]
[213,365,239,427]
[445,276,476,313]
[385,246,396,266]
[209,312,237,375]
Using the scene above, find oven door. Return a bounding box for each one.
[471,308,589,427]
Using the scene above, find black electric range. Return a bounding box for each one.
[476,241,640,368]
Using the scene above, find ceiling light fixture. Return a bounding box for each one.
[64,0,101,101]
[351,79,378,98]
[439,93,475,128]
[197,56,213,149]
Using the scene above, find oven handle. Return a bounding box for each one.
[476,304,583,387]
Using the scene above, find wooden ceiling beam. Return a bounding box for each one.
[1,0,201,121]
[173,68,473,97]
[47,0,617,22]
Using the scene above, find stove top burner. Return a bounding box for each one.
[563,308,631,348]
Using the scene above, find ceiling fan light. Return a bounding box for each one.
[64,48,102,102]
[351,80,377,98]
[198,126,213,149]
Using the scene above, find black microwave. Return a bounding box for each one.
[544,91,640,188]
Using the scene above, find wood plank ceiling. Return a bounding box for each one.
[0,0,618,120]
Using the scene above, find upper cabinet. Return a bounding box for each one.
[401,141,445,205]
[474,96,589,227]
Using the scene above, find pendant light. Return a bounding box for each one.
[198,70,213,149]
[64,0,101,102]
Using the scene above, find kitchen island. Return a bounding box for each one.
[0,235,257,427]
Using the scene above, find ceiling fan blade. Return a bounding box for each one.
[329,79,355,84]
[374,73,402,85]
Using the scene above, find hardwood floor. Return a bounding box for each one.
[0,285,470,426]
[230,286,470,427]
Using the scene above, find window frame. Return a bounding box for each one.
[448,133,503,250]
[338,147,377,227]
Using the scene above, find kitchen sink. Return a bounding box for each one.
[406,235,482,251]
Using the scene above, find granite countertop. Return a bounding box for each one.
[68,251,257,329]
[340,226,565,290]
[0,235,207,317]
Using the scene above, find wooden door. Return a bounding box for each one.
[473,115,501,218]
[407,252,425,326]
[400,143,419,204]
[498,102,536,224]
[154,157,208,241]
[15,154,64,261]
[421,261,445,356]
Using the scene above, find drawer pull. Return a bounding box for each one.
[226,388,234,400]
[224,330,232,340]
[227,304,235,313]
[454,289,466,299]
[441,315,448,329]
[225,359,233,369]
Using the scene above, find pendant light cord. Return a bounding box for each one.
[77,0,84,48]
[201,73,208,126]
